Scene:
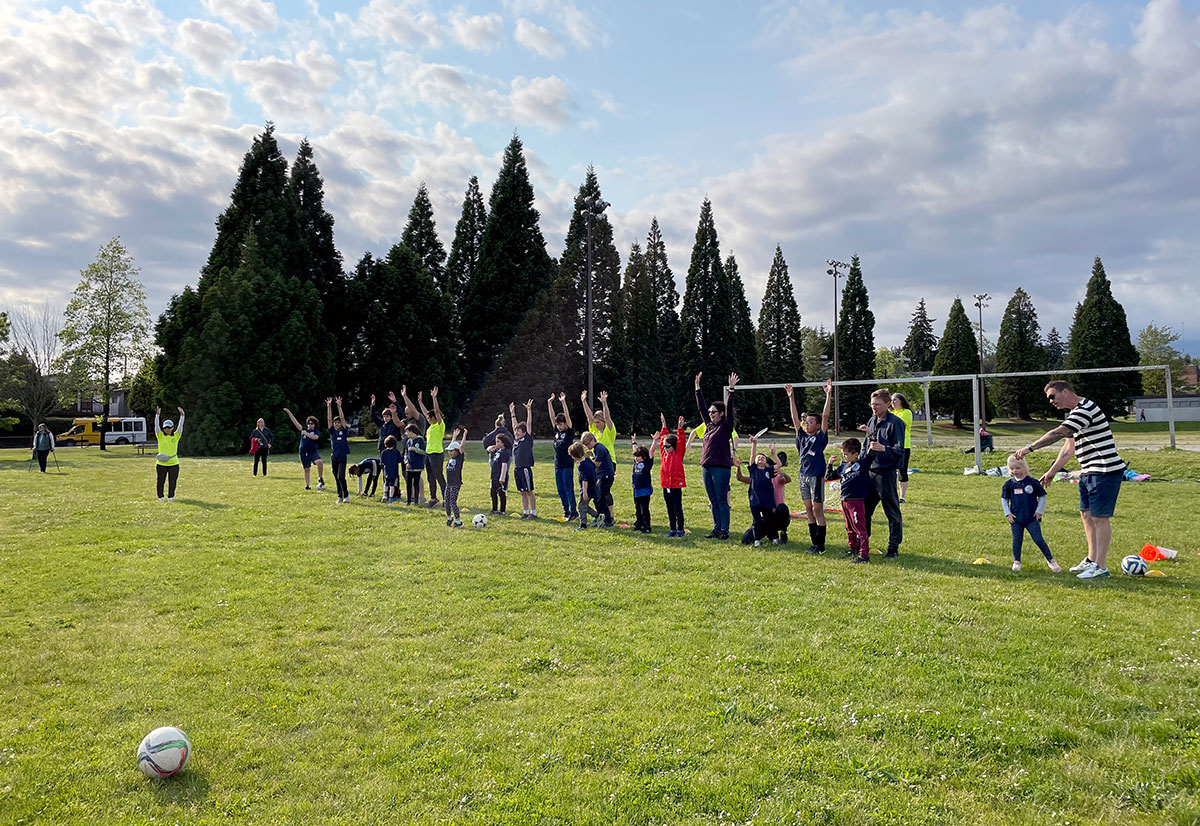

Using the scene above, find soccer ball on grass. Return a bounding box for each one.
[137,726,191,778]
[1120,554,1147,576]
[473,513,488,528]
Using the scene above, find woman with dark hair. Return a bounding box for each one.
[154,406,185,501]
[890,392,914,502]
[694,371,739,539]
[32,424,55,473]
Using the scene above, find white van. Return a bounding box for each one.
[107,417,149,445]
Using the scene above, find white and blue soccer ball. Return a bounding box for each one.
[472,513,488,528]
[1121,554,1147,576]
[137,726,191,778]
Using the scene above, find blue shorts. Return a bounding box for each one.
[300,450,321,468]
[1079,472,1121,518]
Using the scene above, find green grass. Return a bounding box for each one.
[2,442,1200,825]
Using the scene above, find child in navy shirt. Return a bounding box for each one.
[831,438,874,562]
[404,424,426,505]
[327,397,351,503]
[569,442,599,529]
[350,457,382,497]
[380,435,401,504]
[630,436,655,533]
[510,400,537,519]
[489,433,512,514]
[734,437,780,546]
[1002,456,1061,573]
[582,432,615,527]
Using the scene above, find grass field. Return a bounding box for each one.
[2,440,1200,825]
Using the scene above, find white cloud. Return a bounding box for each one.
[232,55,333,125]
[348,0,441,47]
[448,9,504,52]
[514,18,564,58]
[84,0,167,42]
[592,90,623,116]
[202,0,279,32]
[505,0,606,48]
[176,19,242,77]
[510,75,571,128]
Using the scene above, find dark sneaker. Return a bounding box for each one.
[885,550,899,558]
[718,531,730,540]
[805,547,824,555]
[841,550,858,559]
[852,556,870,564]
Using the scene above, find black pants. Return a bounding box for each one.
[772,503,791,540]
[866,468,903,552]
[597,474,614,525]
[752,506,777,541]
[426,452,445,501]
[362,469,380,497]
[634,494,651,531]
[333,455,348,499]
[406,470,423,504]
[253,448,269,475]
[35,449,49,472]
[156,464,179,499]
[491,478,507,512]
[663,488,684,532]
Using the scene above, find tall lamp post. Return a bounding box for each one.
[579,194,609,407]
[826,259,849,435]
[973,292,990,422]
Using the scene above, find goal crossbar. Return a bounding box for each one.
[730,364,1177,471]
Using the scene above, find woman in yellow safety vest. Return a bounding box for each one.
[890,393,914,502]
[155,406,185,502]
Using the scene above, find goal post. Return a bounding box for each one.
[729,364,1176,474]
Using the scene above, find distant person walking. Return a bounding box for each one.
[154,406,185,502]
[1014,380,1125,580]
[32,424,55,473]
[250,418,274,477]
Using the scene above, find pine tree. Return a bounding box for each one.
[679,199,734,402]
[645,217,683,408]
[835,254,875,429]
[461,135,556,393]
[614,243,669,432]
[1066,257,1141,417]
[755,245,803,427]
[445,176,487,333]
[993,287,1046,419]
[800,325,832,413]
[401,183,447,289]
[724,253,764,426]
[1044,327,1065,369]
[930,297,979,428]
[902,298,938,372]
[557,166,622,397]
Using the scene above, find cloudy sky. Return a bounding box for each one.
[2,0,1199,355]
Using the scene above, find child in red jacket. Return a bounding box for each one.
[655,414,688,537]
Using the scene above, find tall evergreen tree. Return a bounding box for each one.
[930,297,979,428]
[645,217,683,407]
[401,183,447,289]
[835,254,875,429]
[800,325,832,413]
[614,243,669,432]
[461,135,555,393]
[679,199,734,403]
[444,176,487,330]
[1066,257,1141,417]
[557,166,622,398]
[724,253,764,426]
[1044,327,1065,369]
[993,287,1046,419]
[756,245,804,427]
[901,298,938,372]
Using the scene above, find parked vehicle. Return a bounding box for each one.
[57,417,149,446]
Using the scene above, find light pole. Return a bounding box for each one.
[826,259,848,435]
[973,292,990,422]
[579,194,609,407]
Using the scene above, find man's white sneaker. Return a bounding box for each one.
[1069,557,1095,573]
[1077,566,1110,580]
[1012,561,1022,572]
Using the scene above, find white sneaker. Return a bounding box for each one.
[167,497,174,503]
[158,497,165,502]
[753,540,761,547]
[317,482,326,491]
[1068,557,1095,573]
[1077,566,1110,580]
[1012,561,1022,572]
[1048,560,1062,573]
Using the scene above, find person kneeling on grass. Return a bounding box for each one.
[830,438,873,563]
[284,408,325,491]
[569,441,599,530]
[580,431,615,527]
[444,428,467,527]
[1002,456,1061,573]
[734,437,780,546]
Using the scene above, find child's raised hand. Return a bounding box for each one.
[417,390,423,402]
[660,412,667,428]
[524,399,533,410]
[370,394,376,406]
[732,453,742,466]
[825,378,833,395]
[677,415,685,429]
[580,389,588,401]
[599,390,608,403]
[548,393,556,403]
[784,383,793,397]
[325,397,333,405]
[389,390,398,402]
[694,372,702,390]
[558,392,566,402]
[430,386,438,398]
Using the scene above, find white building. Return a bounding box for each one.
[1131,395,1200,422]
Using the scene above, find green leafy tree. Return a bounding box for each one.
[58,237,151,450]
[875,347,906,380]
[1066,257,1141,417]
[679,198,734,403]
[1044,327,1065,369]
[461,135,556,393]
[755,245,803,427]
[930,297,979,427]
[993,288,1047,419]
[445,176,486,333]
[800,326,832,413]
[835,255,875,429]
[1136,323,1187,395]
[127,357,160,416]
[401,183,447,289]
[645,217,683,409]
[902,298,938,372]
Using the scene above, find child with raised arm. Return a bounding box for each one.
[489,432,512,514]
[787,379,832,554]
[769,445,792,543]
[284,407,325,491]
[630,428,656,534]
[830,438,874,563]
[444,428,467,527]
[510,399,537,519]
[380,435,401,504]
[548,392,577,521]
[417,387,447,508]
[569,441,598,530]
[404,423,426,505]
[400,385,427,503]
[734,436,780,546]
[657,414,688,537]
[581,389,618,464]
[327,397,351,503]
[1002,455,1060,573]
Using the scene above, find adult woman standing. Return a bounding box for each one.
[695,371,739,539]
[155,406,185,502]
[31,424,55,473]
[251,418,274,477]
[890,392,914,502]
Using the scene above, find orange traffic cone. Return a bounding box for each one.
[1140,543,1179,562]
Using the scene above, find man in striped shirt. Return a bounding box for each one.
[1013,380,1125,580]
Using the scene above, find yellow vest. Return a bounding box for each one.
[156,432,182,467]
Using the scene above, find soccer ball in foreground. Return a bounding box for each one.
[473,513,488,528]
[1121,555,1147,576]
[137,726,191,778]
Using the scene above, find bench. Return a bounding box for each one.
[136,443,151,456]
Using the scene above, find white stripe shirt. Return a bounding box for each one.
[1062,397,1125,474]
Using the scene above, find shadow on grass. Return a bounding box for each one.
[149,768,210,805]
[892,550,1199,592]
[171,499,232,510]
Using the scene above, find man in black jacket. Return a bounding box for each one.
[860,388,906,557]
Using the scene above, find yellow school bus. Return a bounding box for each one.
[57,417,148,447]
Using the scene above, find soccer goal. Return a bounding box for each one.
[731,364,1179,473]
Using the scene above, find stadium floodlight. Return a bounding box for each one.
[826,260,849,434]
